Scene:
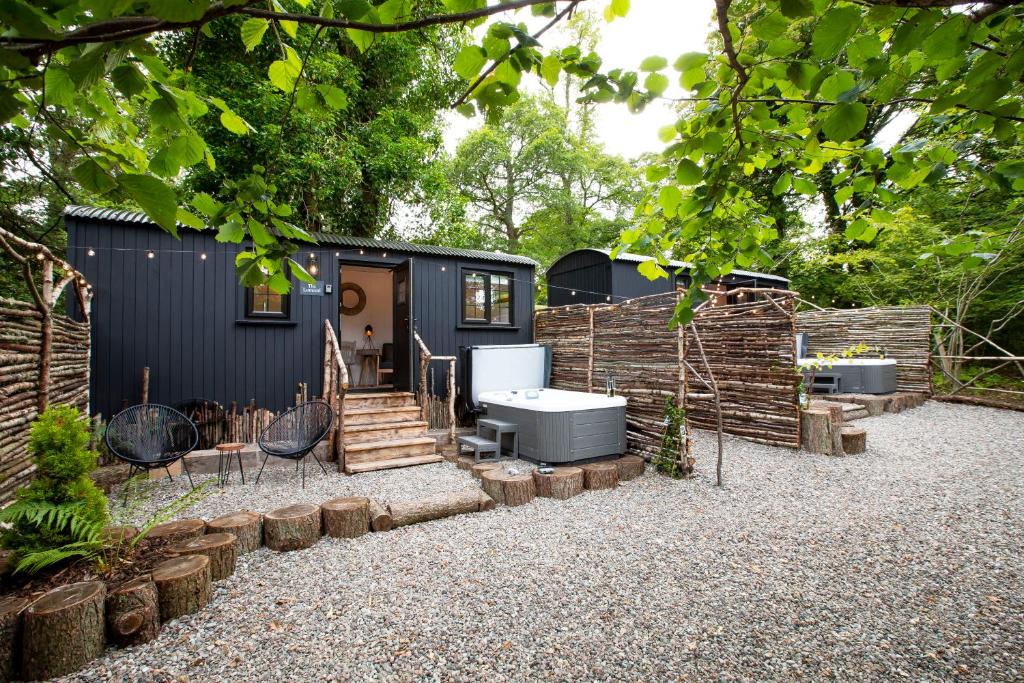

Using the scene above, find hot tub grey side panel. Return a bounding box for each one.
[481,404,626,463]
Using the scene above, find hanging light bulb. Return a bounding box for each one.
[200,253,207,261]
[382,252,388,258]
[146,250,155,259]
[87,248,96,256]
[359,249,364,255]
[440,265,446,271]
[571,290,576,296]
[307,252,319,276]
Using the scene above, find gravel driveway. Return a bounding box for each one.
[64,401,1023,682]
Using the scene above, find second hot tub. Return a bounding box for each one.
[477,388,626,464]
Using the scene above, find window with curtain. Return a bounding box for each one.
[461,270,513,326]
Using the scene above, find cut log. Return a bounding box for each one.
[581,462,619,490]
[841,426,867,454]
[455,455,476,470]
[146,518,206,544]
[322,497,369,539]
[800,408,844,456]
[264,504,322,551]
[501,474,536,506]
[479,469,509,505]
[389,490,495,528]
[470,462,501,479]
[152,555,212,623]
[368,499,393,532]
[105,576,159,648]
[206,511,262,554]
[0,596,28,682]
[532,467,584,500]
[478,491,496,511]
[168,533,238,581]
[614,455,645,481]
[21,581,106,681]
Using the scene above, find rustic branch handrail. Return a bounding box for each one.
[322,320,349,470]
[413,329,456,444]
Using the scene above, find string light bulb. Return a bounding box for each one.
[87,248,96,256]
[146,250,155,259]
[382,252,388,258]
[571,290,576,296]
[359,249,364,255]
[440,266,446,271]
[200,253,207,260]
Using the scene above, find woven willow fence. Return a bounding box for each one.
[0,298,90,501]
[796,306,932,393]
[535,290,802,458]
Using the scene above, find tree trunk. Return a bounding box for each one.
[169,533,238,581]
[263,504,322,551]
[614,455,645,481]
[0,596,28,682]
[21,581,106,681]
[470,462,501,479]
[389,490,495,528]
[322,497,369,538]
[840,426,867,454]
[501,474,536,506]
[206,511,262,555]
[152,555,213,622]
[480,469,509,505]
[105,576,160,648]
[581,462,619,490]
[800,408,844,456]
[533,467,584,500]
[146,518,206,544]
[368,499,393,532]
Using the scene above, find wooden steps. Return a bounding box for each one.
[341,392,441,473]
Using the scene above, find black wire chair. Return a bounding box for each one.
[106,404,198,490]
[255,400,335,488]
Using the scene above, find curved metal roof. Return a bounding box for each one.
[549,247,789,283]
[63,205,538,267]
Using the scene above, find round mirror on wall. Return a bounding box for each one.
[341,282,367,316]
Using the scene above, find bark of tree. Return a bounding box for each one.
[840,426,867,454]
[146,518,206,544]
[322,497,369,538]
[532,467,584,500]
[580,462,619,490]
[206,511,262,554]
[169,533,238,581]
[105,576,160,648]
[152,555,213,622]
[0,596,28,682]
[368,499,393,532]
[389,490,495,527]
[263,504,322,551]
[21,581,106,681]
[614,455,645,481]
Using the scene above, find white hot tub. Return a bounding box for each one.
[797,357,897,393]
[477,388,627,464]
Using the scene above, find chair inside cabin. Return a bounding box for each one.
[339,341,358,383]
[377,342,394,386]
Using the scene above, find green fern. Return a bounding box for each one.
[0,499,105,575]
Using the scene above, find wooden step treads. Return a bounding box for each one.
[0,596,28,682]
[169,533,238,581]
[206,511,262,554]
[533,467,584,500]
[368,499,393,532]
[152,555,212,622]
[389,490,495,528]
[615,455,645,481]
[105,576,160,648]
[581,462,619,490]
[841,426,867,454]
[322,497,369,538]
[264,504,322,551]
[146,518,206,544]
[21,581,106,681]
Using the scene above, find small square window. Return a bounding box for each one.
[246,283,290,318]
[461,270,512,326]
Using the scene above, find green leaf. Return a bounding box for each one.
[110,64,148,98]
[540,54,561,86]
[217,218,245,243]
[674,52,707,72]
[176,208,205,230]
[644,72,669,96]
[658,125,677,143]
[72,159,116,195]
[268,271,292,294]
[637,259,667,281]
[780,0,813,18]
[240,18,269,51]
[169,134,206,167]
[812,7,862,60]
[268,53,302,92]
[316,84,348,110]
[119,174,178,235]
[821,102,868,142]
[220,110,251,135]
[610,0,629,18]
[675,159,702,185]
[751,12,789,41]
[347,28,375,52]
[247,217,275,246]
[44,68,75,108]
[279,19,298,39]
[454,46,487,81]
[844,218,868,240]
[772,172,791,196]
[640,55,667,72]
[146,0,210,22]
[192,192,222,217]
[834,185,854,204]
[792,176,816,195]
[658,185,682,215]
[287,257,317,284]
[680,66,704,90]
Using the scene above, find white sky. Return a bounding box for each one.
[443,0,716,159]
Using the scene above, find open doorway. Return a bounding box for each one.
[339,264,394,390]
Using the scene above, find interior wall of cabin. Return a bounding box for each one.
[339,264,393,385]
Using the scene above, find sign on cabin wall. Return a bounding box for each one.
[300,281,324,296]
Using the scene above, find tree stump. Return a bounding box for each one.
[470,462,501,479]
[389,490,495,528]
[21,581,106,681]
[264,504,322,551]
[841,426,867,454]
[105,575,160,648]
[0,596,28,682]
[615,455,645,481]
[146,518,206,544]
[455,455,476,471]
[322,497,369,539]
[480,469,509,505]
[207,511,262,554]
[501,474,536,506]
[800,408,844,456]
[169,533,238,581]
[581,462,619,490]
[368,499,393,532]
[532,467,584,500]
[152,555,212,622]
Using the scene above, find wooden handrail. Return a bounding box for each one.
[324,320,349,391]
[413,329,456,444]
[323,320,349,470]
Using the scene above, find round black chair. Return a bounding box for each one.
[106,404,198,490]
[255,400,335,488]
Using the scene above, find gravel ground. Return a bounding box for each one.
[64,401,1023,682]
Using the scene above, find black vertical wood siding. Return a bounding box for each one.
[67,217,534,417]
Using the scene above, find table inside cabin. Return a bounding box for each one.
[357,348,382,387]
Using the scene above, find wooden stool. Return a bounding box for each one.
[215,442,245,487]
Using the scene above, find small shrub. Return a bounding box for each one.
[655,396,689,479]
[0,405,110,574]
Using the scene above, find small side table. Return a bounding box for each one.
[357,348,382,387]
[215,442,245,487]
[478,418,519,459]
